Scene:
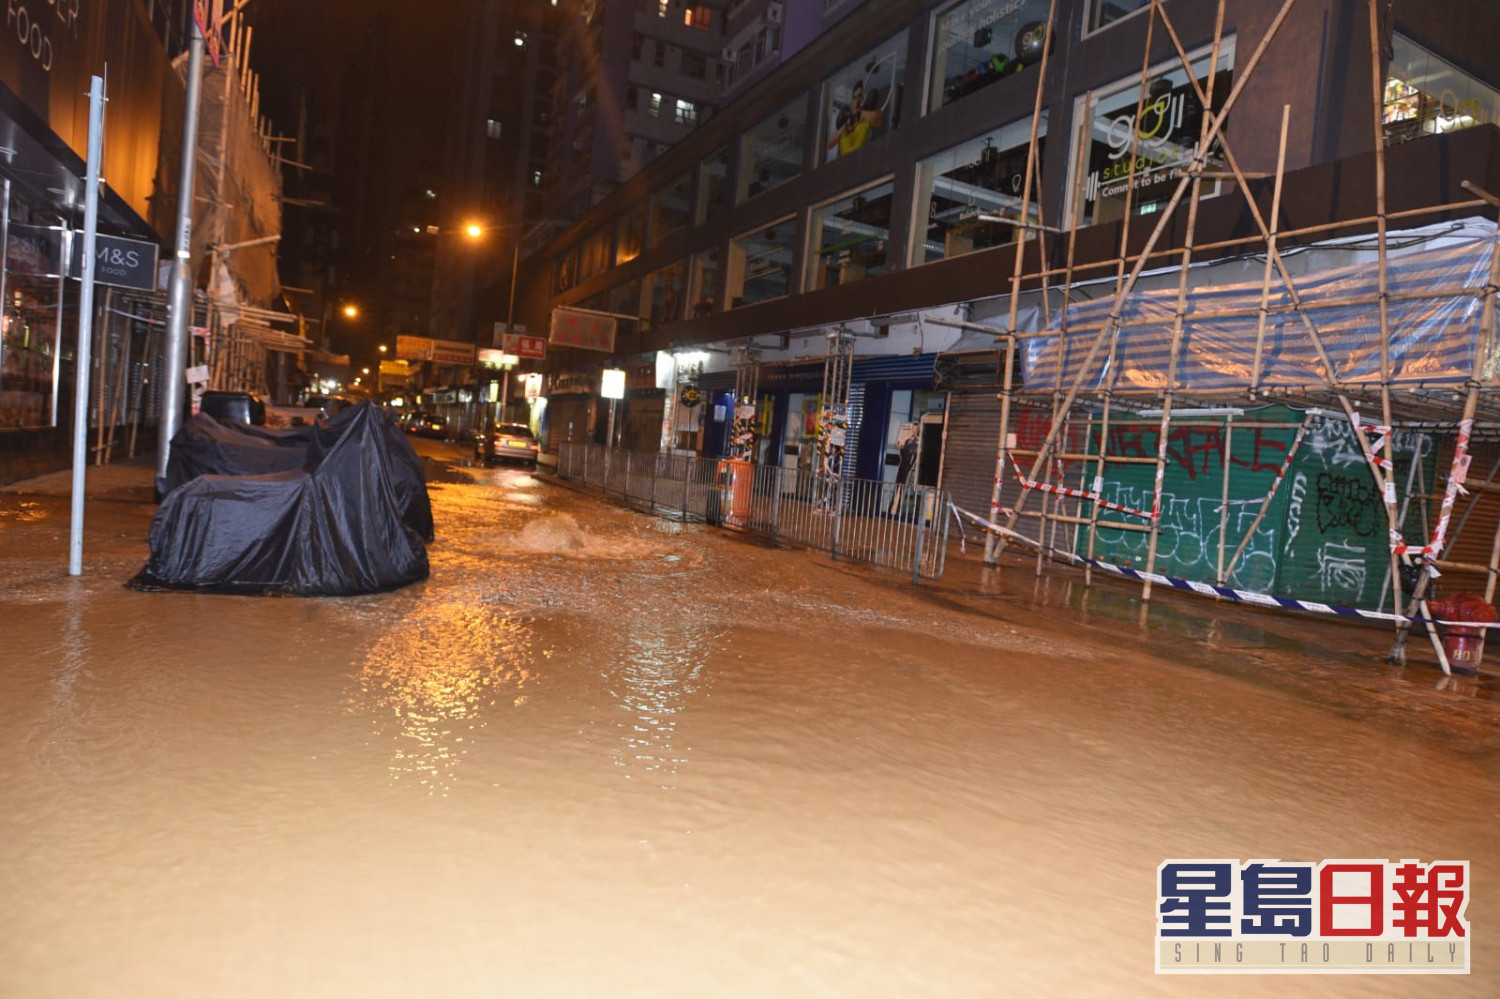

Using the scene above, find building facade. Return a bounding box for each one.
[510,0,1500,617]
[0,0,188,482]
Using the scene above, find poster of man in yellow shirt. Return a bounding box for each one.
[827,80,886,158]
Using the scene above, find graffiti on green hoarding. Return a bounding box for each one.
[1086,409,1434,610]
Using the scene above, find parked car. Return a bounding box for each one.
[405,412,449,439]
[199,390,265,425]
[474,422,539,468]
[303,394,356,418]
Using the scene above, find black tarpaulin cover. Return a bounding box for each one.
[161,403,433,542]
[133,403,431,595]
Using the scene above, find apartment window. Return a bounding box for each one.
[808,180,895,291]
[674,99,698,126]
[1383,35,1500,147]
[632,33,644,60]
[532,170,543,187]
[736,96,807,203]
[1070,40,1235,228]
[822,31,906,163]
[654,42,666,68]
[684,5,712,31]
[727,218,795,308]
[649,169,693,247]
[616,207,645,265]
[682,50,707,79]
[485,118,502,140]
[929,0,1049,113]
[694,146,730,224]
[1087,0,1150,33]
[913,117,1046,265]
[649,91,663,118]
[626,87,638,111]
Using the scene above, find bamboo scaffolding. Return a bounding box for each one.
[994,0,1305,557]
[970,199,1490,297]
[983,0,1057,564]
[1139,0,1228,603]
[947,0,1500,675]
[1388,236,1500,665]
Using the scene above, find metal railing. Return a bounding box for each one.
[557,442,950,581]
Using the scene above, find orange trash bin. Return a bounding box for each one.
[716,459,753,526]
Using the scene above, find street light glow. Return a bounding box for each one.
[343,304,359,319]
[464,222,483,239]
[379,344,388,354]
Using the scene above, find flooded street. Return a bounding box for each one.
[1,443,1496,997]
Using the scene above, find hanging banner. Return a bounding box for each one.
[549,307,617,353]
[395,335,433,361]
[503,332,547,359]
[430,338,476,365]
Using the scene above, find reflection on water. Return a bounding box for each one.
[355,600,536,794]
[606,618,720,788]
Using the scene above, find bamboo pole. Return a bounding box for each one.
[1216,414,1233,589]
[1251,105,1292,392]
[983,0,1057,564]
[1366,0,1404,630]
[1222,416,1311,580]
[1140,0,1227,603]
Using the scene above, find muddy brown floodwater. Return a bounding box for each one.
[1,445,1495,997]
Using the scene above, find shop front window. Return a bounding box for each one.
[808,180,895,291]
[736,97,807,203]
[727,217,794,308]
[1070,41,1234,228]
[913,117,1045,265]
[1086,0,1150,34]
[649,169,693,247]
[642,260,687,326]
[821,31,906,163]
[1,217,66,429]
[688,247,722,318]
[695,146,730,223]
[929,0,1050,113]
[1383,35,1499,147]
[615,207,644,265]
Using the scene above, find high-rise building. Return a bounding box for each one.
[430,0,562,348]
[544,0,729,223]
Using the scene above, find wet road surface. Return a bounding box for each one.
[0,444,1495,996]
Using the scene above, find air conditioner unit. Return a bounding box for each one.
[765,3,782,25]
[721,47,735,62]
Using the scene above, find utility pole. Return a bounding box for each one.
[156,16,207,495]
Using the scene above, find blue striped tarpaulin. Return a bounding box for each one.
[1022,222,1498,393]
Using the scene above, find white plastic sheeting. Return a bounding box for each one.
[1022,218,1499,393]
